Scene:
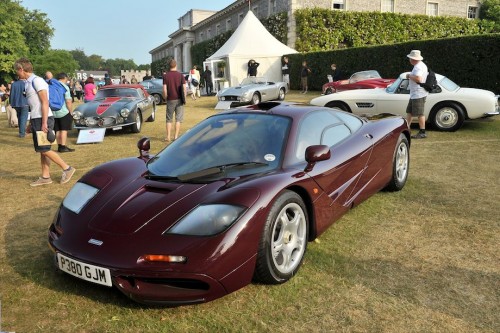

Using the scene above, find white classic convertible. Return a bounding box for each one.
[310,72,499,131]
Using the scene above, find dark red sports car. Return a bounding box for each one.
[322,70,395,95]
[48,102,410,305]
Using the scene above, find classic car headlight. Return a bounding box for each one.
[120,108,130,118]
[167,204,245,236]
[72,111,82,120]
[62,182,99,214]
[240,92,251,102]
[85,118,97,126]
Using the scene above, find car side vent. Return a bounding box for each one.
[356,102,374,108]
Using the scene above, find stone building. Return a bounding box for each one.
[150,0,482,71]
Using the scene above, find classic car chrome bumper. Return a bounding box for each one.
[485,95,500,116]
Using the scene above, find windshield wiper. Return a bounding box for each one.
[178,162,268,181]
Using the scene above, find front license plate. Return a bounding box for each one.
[56,253,112,287]
[112,126,122,131]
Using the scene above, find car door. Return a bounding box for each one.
[294,110,373,233]
[375,78,411,117]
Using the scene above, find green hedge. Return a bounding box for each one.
[286,34,500,94]
[295,9,495,52]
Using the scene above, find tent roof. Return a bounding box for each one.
[207,11,297,60]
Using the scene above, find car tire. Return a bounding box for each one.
[131,111,142,133]
[429,103,465,132]
[152,94,162,105]
[251,93,261,105]
[147,104,156,122]
[325,101,351,112]
[384,133,409,192]
[278,88,286,101]
[254,190,308,284]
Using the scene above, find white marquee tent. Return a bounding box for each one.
[204,11,297,89]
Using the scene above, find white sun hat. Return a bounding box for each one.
[407,50,423,61]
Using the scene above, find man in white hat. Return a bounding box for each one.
[405,50,428,139]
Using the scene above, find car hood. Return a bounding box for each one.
[219,84,257,96]
[76,97,136,116]
[70,162,264,237]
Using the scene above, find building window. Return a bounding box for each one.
[381,0,394,13]
[332,0,345,10]
[427,2,439,16]
[238,13,244,24]
[199,32,204,42]
[226,19,232,31]
[269,0,277,15]
[207,28,211,39]
[216,23,221,35]
[468,6,478,19]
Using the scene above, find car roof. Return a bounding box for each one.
[221,102,334,121]
[100,84,144,90]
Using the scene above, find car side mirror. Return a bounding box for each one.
[304,145,331,172]
[137,137,150,158]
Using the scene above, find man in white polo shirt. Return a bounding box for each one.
[14,58,76,187]
[405,50,429,139]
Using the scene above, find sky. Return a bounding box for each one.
[20,0,236,65]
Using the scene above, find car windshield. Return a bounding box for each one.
[439,77,460,91]
[241,77,267,85]
[147,113,291,181]
[95,88,140,99]
[349,70,381,83]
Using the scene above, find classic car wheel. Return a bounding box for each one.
[254,190,308,284]
[131,111,142,133]
[152,94,162,105]
[251,93,261,105]
[325,101,351,112]
[384,134,409,192]
[278,88,286,101]
[430,103,465,132]
[147,104,156,122]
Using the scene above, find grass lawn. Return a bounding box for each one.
[0,91,499,332]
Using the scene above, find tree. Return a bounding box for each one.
[87,54,105,70]
[0,0,29,82]
[69,48,90,70]
[31,49,79,77]
[480,0,500,31]
[103,58,137,76]
[23,9,54,55]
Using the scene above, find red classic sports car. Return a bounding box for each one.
[48,102,410,305]
[322,70,395,95]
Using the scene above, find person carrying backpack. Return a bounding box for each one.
[53,72,75,152]
[14,59,76,187]
[405,50,428,139]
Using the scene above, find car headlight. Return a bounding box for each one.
[120,108,130,118]
[72,111,82,120]
[166,204,245,236]
[62,182,99,214]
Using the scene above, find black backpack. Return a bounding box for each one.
[419,69,437,92]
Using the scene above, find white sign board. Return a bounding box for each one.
[76,128,106,144]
